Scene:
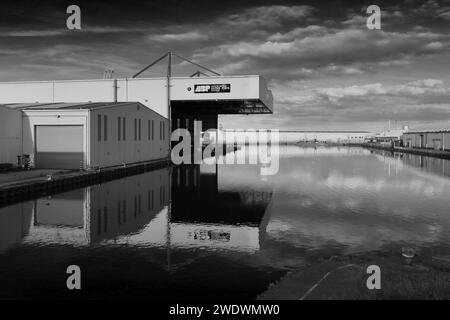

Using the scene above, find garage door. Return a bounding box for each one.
[36,125,84,169]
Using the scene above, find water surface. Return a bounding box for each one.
[1,146,450,299]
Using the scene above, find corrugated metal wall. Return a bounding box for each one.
[89,103,170,168]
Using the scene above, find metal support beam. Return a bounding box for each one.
[167,52,172,153]
[132,51,220,79]
[190,70,211,78]
[132,52,170,78]
[172,52,220,76]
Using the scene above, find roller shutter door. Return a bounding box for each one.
[35,125,84,169]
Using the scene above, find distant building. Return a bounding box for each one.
[365,129,407,146]
[0,102,169,169]
[403,129,450,151]
[279,131,370,144]
[214,130,371,144]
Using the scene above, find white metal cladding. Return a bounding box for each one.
[0,75,273,117]
[403,131,450,150]
[0,105,22,165]
[88,102,170,168]
[20,102,170,169]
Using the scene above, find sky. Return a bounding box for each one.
[0,0,449,132]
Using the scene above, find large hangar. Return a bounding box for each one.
[0,53,273,169]
[0,75,273,118]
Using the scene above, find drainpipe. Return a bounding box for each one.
[166,52,172,272]
[167,52,172,153]
[113,79,118,103]
[443,132,445,151]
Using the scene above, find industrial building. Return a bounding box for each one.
[403,129,450,151]
[217,130,370,144]
[0,53,273,170]
[0,77,272,169]
[1,101,169,169]
[365,129,407,146]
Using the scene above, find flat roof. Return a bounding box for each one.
[404,129,450,134]
[0,102,138,111]
[223,130,370,133]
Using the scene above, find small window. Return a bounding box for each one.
[139,119,142,141]
[134,118,137,141]
[148,191,151,210]
[98,114,102,141]
[97,209,102,235]
[151,190,154,209]
[138,193,141,213]
[123,117,126,140]
[117,201,121,225]
[118,117,121,141]
[104,115,108,141]
[103,206,108,232]
[152,120,154,140]
[122,200,126,222]
[148,120,151,140]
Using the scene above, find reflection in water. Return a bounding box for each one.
[1,146,450,299]
[0,168,170,249]
[0,163,275,299]
[0,165,272,254]
[263,146,450,259]
[170,165,271,252]
[0,202,33,253]
[370,149,450,179]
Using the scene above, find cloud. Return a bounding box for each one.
[1,26,145,37]
[439,10,450,19]
[423,41,445,50]
[148,31,208,42]
[1,1,450,131]
[267,25,328,41]
[242,78,450,130]
[4,30,66,37]
[318,79,448,100]
[225,5,315,29]
[211,29,448,61]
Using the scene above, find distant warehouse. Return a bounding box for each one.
[0,102,169,169]
[403,129,450,151]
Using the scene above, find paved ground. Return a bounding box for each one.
[0,169,70,187]
[258,250,450,300]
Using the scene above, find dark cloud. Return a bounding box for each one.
[0,0,449,130]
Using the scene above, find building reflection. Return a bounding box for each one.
[401,153,450,178]
[371,149,450,178]
[169,164,272,252]
[0,164,273,255]
[0,202,33,253]
[0,167,170,250]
